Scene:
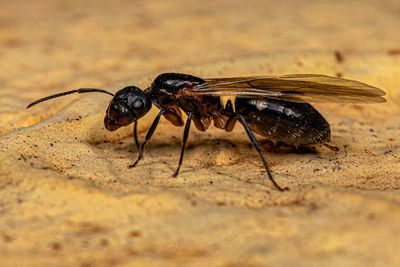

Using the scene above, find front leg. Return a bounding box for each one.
[173,112,193,177]
[133,121,141,158]
[129,108,185,168]
[129,110,166,168]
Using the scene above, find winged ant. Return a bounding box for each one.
[27,73,386,191]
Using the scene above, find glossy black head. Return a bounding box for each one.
[104,86,152,131]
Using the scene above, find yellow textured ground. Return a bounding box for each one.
[0,0,400,266]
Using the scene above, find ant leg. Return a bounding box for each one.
[129,110,165,168]
[238,114,288,191]
[173,112,193,177]
[133,121,142,158]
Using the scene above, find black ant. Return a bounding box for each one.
[27,73,386,191]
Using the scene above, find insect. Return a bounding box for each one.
[27,73,386,191]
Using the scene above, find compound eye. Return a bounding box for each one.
[132,99,144,109]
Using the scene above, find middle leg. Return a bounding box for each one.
[173,112,193,177]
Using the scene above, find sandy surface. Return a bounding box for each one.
[1,0,400,266]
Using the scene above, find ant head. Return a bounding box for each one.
[27,86,152,132]
[104,86,152,131]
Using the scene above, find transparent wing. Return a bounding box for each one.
[192,74,386,103]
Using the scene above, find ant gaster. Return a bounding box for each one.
[27,72,386,191]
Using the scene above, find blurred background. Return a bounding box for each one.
[1,1,400,266]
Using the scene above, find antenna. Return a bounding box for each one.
[26,88,114,109]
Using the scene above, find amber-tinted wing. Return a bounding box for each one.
[192,74,386,103]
